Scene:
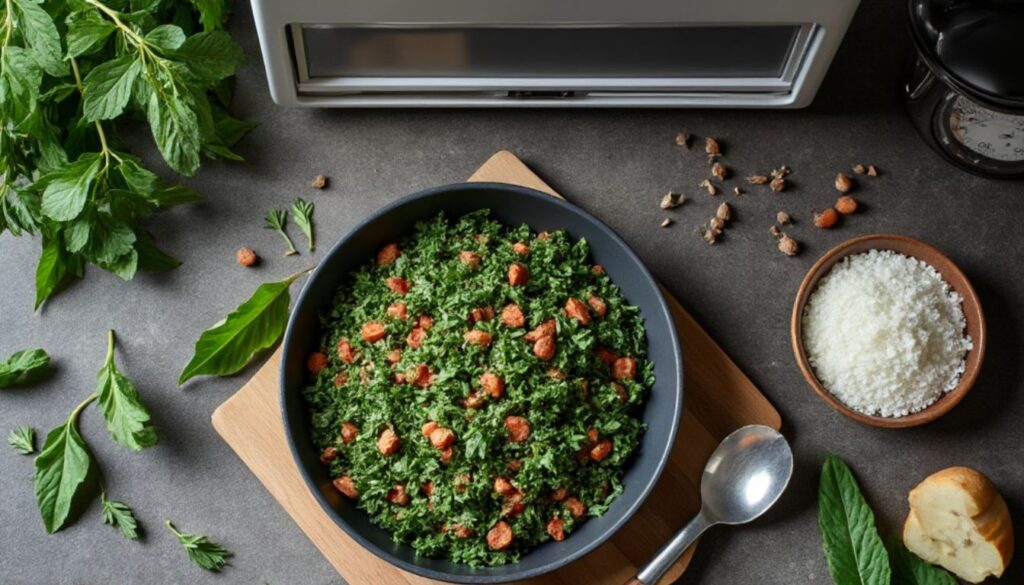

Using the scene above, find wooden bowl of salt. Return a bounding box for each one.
[791,234,986,428]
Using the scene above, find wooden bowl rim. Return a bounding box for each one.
[790,234,987,429]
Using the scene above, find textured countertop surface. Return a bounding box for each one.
[2,0,1022,583]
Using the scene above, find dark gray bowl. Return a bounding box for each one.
[281,182,684,583]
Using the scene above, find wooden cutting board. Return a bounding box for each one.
[212,151,781,585]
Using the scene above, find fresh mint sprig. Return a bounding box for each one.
[264,208,299,256]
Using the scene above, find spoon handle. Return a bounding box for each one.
[625,512,712,585]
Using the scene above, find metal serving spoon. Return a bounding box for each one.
[625,424,794,585]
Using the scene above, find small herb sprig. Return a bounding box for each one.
[101,492,139,540]
[264,208,298,256]
[8,426,35,454]
[32,330,156,533]
[166,520,232,571]
[292,198,315,252]
[0,348,50,388]
[819,454,957,585]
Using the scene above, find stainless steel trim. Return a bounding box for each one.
[290,24,310,83]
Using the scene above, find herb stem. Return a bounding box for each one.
[2,0,14,45]
[85,0,145,47]
[69,57,121,167]
[69,393,98,423]
[105,330,116,365]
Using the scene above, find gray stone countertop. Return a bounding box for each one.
[1,0,1021,583]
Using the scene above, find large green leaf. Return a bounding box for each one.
[146,80,201,176]
[0,348,50,388]
[144,24,187,51]
[33,401,94,533]
[39,153,102,221]
[65,11,117,58]
[12,0,66,76]
[178,273,304,384]
[96,331,158,451]
[0,45,43,123]
[818,454,891,585]
[888,538,957,585]
[82,55,142,121]
[173,31,244,84]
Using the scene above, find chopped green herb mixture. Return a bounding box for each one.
[303,210,653,566]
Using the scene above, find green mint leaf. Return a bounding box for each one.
[263,208,298,256]
[101,493,140,540]
[188,0,226,31]
[88,213,137,265]
[83,55,142,121]
[65,213,95,253]
[34,236,66,310]
[291,198,314,252]
[96,331,158,451]
[11,0,66,77]
[117,159,158,195]
[146,84,201,176]
[888,537,957,585]
[178,272,305,384]
[33,398,95,533]
[8,426,36,454]
[144,24,187,51]
[0,348,50,388]
[173,30,244,84]
[1,45,44,123]
[166,520,232,571]
[818,454,891,585]
[135,232,182,272]
[2,188,41,236]
[211,106,256,148]
[149,181,201,208]
[65,11,117,58]
[99,249,139,281]
[38,152,102,221]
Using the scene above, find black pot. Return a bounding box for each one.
[905,0,1024,179]
[280,183,684,583]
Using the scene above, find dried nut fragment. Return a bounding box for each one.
[311,174,328,189]
[813,208,839,229]
[835,195,858,215]
[834,172,853,193]
[770,166,791,179]
[778,234,799,256]
[747,175,769,185]
[867,164,879,177]
[709,216,726,231]
[852,164,867,175]
[705,137,721,156]
[733,186,742,195]
[769,225,781,237]
[711,162,728,181]
[675,132,691,147]
[660,218,674,228]
[699,179,717,195]
[776,211,791,225]
[236,247,258,267]
[660,191,685,209]
[700,225,721,245]
[716,202,731,222]
[769,177,786,192]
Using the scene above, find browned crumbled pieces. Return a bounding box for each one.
[835,196,858,215]
[311,174,328,189]
[236,247,258,267]
[835,172,853,193]
[778,234,800,256]
[711,162,728,181]
[660,191,685,209]
[776,211,792,225]
[675,132,691,147]
[699,179,717,195]
[813,208,839,229]
[660,218,673,228]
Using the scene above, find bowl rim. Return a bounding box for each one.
[279,182,684,582]
[790,233,986,428]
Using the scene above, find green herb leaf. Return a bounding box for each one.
[101,493,140,540]
[188,0,226,31]
[178,271,308,384]
[11,0,66,77]
[65,11,117,58]
[145,24,187,51]
[96,331,158,451]
[1,45,44,123]
[888,537,957,585]
[82,55,142,121]
[174,30,244,84]
[38,153,102,221]
[292,198,314,252]
[0,348,49,388]
[150,182,201,208]
[165,520,232,571]
[8,426,36,454]
[34,236,67,310]
[263,208,298,256]
[146,82,201,176]
[33,396,96,534]
[818,454,891,585]
[135,232,182,272]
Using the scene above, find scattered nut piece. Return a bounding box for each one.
[733,186,742,195]
[867,164,878,177]
[769,225,781,237]
[769,177,786,192]
[660,192,685,209]
[236,247,258,267]
[660,218,674,228]
[675,132,691,147]
[835,172,853,193]
[747,175,769,185]
[311,174,328,189]
[711,162,728,181]
[813,208,839,229]
[699,179,717,195]
[709,216,725,231]
[700,225,721,245]
[705,137,721,156]
[716,202,731,221]
[776,211,792,225]
[770,166,791,179]
[835,195,858,215]
[852,164,867,175]
[778,234,800,256]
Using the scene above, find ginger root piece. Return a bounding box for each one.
[903,467,1014,583]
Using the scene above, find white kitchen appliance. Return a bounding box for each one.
[251,0,861,108]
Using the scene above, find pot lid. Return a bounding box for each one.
[908,0,1024,111]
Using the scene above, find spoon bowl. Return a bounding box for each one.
[701,424,794,525]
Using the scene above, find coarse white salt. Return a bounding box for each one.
[802,250,973,418]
